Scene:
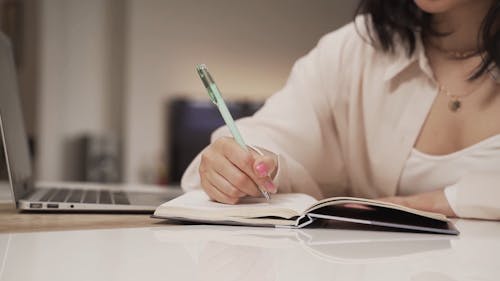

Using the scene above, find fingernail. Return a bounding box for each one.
[264,180,276,193]
[255,163,268,177]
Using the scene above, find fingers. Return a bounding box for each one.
[199,137,279,204]
[216,139,277,194]
[204,146,261,197]
[253,154,278,193]
[253,155,276,177]
[200,175,239,205]
[207,171,246,199]
[200,139,259,203]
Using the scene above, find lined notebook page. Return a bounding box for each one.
[154,190,318,220]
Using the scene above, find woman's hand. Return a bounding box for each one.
[377,190,457,217]
[199,137,278,204]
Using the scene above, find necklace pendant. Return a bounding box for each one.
[449,100,461,112]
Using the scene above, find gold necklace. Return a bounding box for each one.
[445,50,479,60]
[427,40,480,60]
[437,75,489,112]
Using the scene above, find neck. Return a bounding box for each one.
[429,1,493,53]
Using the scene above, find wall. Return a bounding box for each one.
[34,0,358,183]
[36,0,124,180]
[123,0,358,183]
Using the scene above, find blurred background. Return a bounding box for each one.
[0,0,358,187]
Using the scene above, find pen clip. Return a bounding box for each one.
[196,64,218,105]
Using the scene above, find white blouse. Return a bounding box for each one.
[399,134,500,213]
[182,16,500,220]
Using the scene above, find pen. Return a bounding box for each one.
[196,64,271,200]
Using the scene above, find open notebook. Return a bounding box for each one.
[153,190,459,235]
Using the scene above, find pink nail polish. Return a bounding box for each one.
[255,163,268,177]
[264,180,276,193]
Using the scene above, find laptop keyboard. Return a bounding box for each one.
[39,188,58,202]
[83,190,97,203]
[38,188,130,205]
[99,190,112,204]
[66,189,83,203]
[51,189,69,202]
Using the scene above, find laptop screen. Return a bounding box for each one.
[0,32,34,203]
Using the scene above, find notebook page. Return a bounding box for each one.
[154,190,318,220]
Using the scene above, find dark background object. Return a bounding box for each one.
[0,0,24,67]
[168,98,263,184]
[0,142,8,180]
[76,134,121,183]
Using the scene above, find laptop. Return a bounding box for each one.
[0,32,182,212]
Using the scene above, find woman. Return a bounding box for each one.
[182,0,500,219]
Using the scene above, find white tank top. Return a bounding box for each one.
[398,134,500,202]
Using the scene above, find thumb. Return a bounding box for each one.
[253,155,277,179]
[253,155,278,194]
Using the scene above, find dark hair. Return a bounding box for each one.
[356,0,500,79]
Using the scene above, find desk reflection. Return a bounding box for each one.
[153,225,454,280]
[1,220,499,281]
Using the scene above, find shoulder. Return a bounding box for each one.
[311,15,389,81]
[313,15,411,85]
[306,16,389,96]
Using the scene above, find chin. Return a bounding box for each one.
[414,0,471,13]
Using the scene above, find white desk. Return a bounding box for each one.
[0,219,498,281]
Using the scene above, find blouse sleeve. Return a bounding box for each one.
[181,25,354,199]
[446,172,500,220]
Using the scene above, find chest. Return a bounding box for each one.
[415,85,500,155]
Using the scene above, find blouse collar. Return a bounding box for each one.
[383,32,435,83]
[383,32,500,85]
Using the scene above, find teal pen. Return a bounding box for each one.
[196,64,271,200]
